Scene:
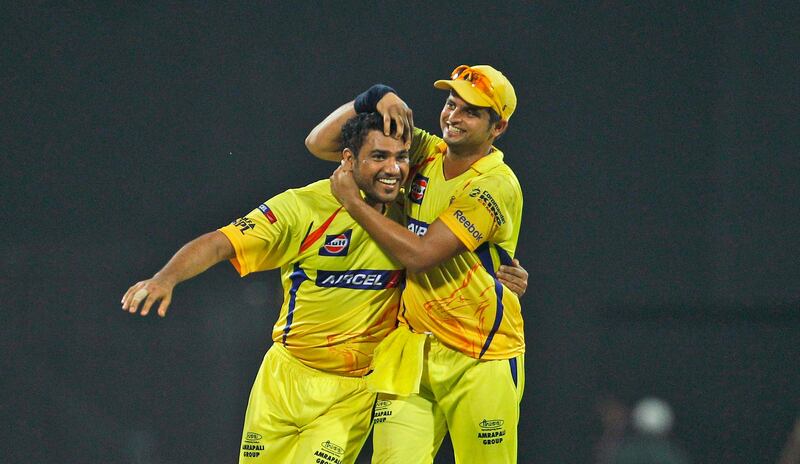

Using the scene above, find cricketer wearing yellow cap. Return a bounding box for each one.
[307,64,525,464]
[123,113,411,464]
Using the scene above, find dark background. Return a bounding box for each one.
[3,2,799,463]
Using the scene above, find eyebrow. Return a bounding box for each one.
[447,96,486,113]
[370,149,409,156]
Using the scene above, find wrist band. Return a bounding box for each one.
[354,84,396,113]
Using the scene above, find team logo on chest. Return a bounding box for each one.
[409,173,429,205]
[319,229,352,256]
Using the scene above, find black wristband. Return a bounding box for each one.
[354,84,396,113]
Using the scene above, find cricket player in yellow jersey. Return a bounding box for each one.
[307,65,525,463]
[122,113,412,464]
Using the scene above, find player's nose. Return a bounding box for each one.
[385,161,400,175]
[382,158,401,176]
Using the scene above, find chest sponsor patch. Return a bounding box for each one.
[316,269,404,290]
[319,229,352,256]
[409,173,429,205]
[407,217,429,236]
[257,203,277,224]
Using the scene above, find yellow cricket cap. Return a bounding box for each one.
[434,64,517,120]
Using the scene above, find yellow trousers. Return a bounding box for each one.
[370,332,524,463]
[239,343,375,464]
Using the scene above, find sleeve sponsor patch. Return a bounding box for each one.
[257,203,278,223]
[453,209,485,242]
[232,217,256,234]
[469,188,506,226]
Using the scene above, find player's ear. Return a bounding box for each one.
[492,119,508,138]
[341,148,355,170]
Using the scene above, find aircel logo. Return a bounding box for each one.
[453,210,484,241]
[407,217,429,236]
[480,419,504,430]
[316,270,403,290]
[321,440,344,456]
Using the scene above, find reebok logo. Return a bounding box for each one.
[453,210,484,242]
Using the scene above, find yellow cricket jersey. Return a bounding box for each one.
[218,179,405,377]
[400,128,525,360]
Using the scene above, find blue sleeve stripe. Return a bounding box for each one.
[282,262,309,345]
[475,242,496,278]
[476,243,503,358]
[494,244,514,266]
[479,280,505,358]
[477,244,515,358]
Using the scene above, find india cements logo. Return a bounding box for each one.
[319,229,352,256]
[409,173,429,204]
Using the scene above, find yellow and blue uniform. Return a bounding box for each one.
[401,128,524,359]
[218,179,404,464]
[371,128,525,464]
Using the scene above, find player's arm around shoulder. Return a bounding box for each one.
[329,161,464,273]
[383,215,529,296]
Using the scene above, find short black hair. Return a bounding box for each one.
[341,112,395,157]
[487,108,501,126]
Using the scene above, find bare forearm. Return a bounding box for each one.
[345,200,431,270]
[153,231,234,285]
[122,231,234,317]
[305,101,356,161]
[344,194,470,274]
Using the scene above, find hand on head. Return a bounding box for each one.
[376,93,414,145]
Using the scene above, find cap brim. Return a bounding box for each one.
[434,79,496,111]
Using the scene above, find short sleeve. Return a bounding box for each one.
[437,176,514,251]
[218,191,303,276]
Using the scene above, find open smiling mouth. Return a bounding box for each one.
[447,124,465,135]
